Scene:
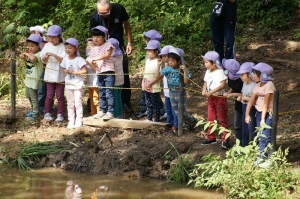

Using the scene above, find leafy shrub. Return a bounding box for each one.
[188,139,300,199]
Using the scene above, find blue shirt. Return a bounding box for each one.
[160,66,191,91]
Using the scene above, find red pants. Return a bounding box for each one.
[206,96,229,141]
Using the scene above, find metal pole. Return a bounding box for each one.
[178,70,184,136]
[10,52,16,118]
[271,91,279,154]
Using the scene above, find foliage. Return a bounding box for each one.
[164,142,193,183]
[188,132,300,199]
[196,119,232,139]
[14,141,74,170]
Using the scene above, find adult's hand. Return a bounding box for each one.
[126,44,132,55]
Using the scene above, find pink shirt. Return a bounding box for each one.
[89,41,115,74]
[252,81,275,112]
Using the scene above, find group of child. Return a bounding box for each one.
[21,25,275,166]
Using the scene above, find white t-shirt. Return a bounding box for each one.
[241,81,256,104]
[86,56,98,87]
[204,69,227,94]
[60,57,86,89]
[142,58,161,93]
[40,43,66,82]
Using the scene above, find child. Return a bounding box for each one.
[85,38,99,116]
[222,59,243,144]
[201,51,229,149]
[146,47,197,129]
[40,25,66,122]
[20,34,44,121]
[108,38,124,119]
[245,63,275,167]
[142,40,162,122]
[135,29,166,120]
[236,62,256,147]
[88,25,115,121]
[61,38,87,129]
[158,45,178,132]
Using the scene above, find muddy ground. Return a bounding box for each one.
[1,25,300,178]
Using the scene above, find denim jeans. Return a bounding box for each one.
[256,111,272,159]
[165,96,178,128]
[210,15,236,61]
[241,104,256,147]
[98,72,115,114]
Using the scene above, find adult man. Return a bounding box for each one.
[210,0,237,61]
[90,0,133,113]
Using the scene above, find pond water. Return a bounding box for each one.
[0,167,222,199]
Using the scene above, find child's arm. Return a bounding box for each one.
[245,93,256,123]
[224,92,242,98]
[90,48,113,64]
[180,65,189,84]
[46,52,63,63]
[19,53,27,62]
[68,65,87,75]
[202,82,207,96]
[22,53,39,62]
[260,93,272,126]
[241,95,251,103]
[205,80,226,97]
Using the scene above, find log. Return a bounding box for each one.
[83,117,171,129]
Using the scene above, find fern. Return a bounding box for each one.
[16,26,29,34]
[3,23,15,34]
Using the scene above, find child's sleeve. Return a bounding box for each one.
[203,70,209,82]
[78,57,87,69]
[265,81,276,94]
[60,58,66,69]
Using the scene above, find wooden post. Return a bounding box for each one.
[271,91,279,154]
[11,52,16,118]
[178,70,184,136]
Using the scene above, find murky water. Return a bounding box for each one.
[0,167,222,199]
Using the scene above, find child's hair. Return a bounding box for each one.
[27,40,39,46]
[91,29,106,37]
[168,52,181,62]
[252,69,261,77]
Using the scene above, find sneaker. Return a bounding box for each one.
[44,113,53,121]
[123,103,133,113]
[55,114,64,122]
[73,121,82,128]
[159,113,167,121]
[94,111,105,119]
[103,112,114,121]
[67,121,74,129]
[134,111,147,118]
[167,126,178,134]
[221,140,230,150]
[189,119,198,131]
[26,111,33,117]
[201,139,217,146]
[254,158,264,166]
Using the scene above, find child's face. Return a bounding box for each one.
[146,49,157,59]
[161,55,168,63]
[168,57,180,68]
[65,44,77,57]
[204,60,215,70]
[27,42,40,54]
[48,36,60,46]
[240,73,251,83]
[87,41,95,53]
[252,71,260,83]
[93,35,105,46]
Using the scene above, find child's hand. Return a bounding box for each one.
[46,52,55,57]
[260,119,265,127]
[242,96,249,103]
[68,68,74,74]
[202,90,206,96]
[180,65,186,71]
[237,96,242,101]
[245,115,251,124]
[205,91,212,97]
[223,92,231,98]
[20,54,25,59]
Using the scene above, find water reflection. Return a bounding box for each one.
[0,167,222,199]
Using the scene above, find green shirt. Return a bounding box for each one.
[24,52,44,89]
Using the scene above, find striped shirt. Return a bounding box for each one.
[89,41,115,74]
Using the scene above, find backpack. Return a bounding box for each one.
[211,1,225,18]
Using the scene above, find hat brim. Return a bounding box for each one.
[46,33,60,36]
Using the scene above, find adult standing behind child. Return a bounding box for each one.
[86,38,99,116]
[108,38,124,118]
[88,26,115,121]
[20,34,44,122]
[245,63,275,168]
[236,62,256,147]
[201,51,229,149]
[222,59,243,144]
[40,25,66,122]
[61,38,87,129]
